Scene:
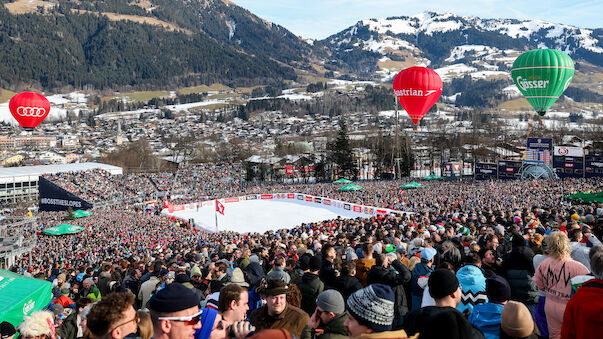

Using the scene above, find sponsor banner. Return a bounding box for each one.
[444,162,462,179]
[527,138,553,151]
[224,197,240,203]
[353,206,362,213]
[38,177,93,212]
[287,194,295,199]
[314,198,322,204]
[260,194,274,200]
[297,194,304,200]
[276,193,285,199]
[554,146,583,157]
[474,163,497,180]
[344,203,351,210]
[285,165,294,175]
[305,196,313,202]
[323,199,331,206]
[553,155,584,178]
[246,195,258,200]
[377,209,387,215]
[497,160,522,180]
[585,155,603,178]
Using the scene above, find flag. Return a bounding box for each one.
[216,200,224,215]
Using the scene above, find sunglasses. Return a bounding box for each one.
[158,310,203,326]
[109,314,139,333]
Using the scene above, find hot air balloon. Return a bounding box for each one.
[9,91,51,130]
[393,66,442,127]
[511,49,574,116]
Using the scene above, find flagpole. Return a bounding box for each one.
[215,199,218,232]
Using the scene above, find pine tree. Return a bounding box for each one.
[329,119,358,180]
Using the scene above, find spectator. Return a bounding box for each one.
[344,284,412,339]
[457,252,488,315]
[135,310,153,339]
[0,321,16,339]
[87,292,138,339]
[297,256,324,315]
[561,247,603,339]
[267,257,291,284]
[218,284,249,325]
[308,290,349,339]
[355,243,375,286]
[469,275,512,339]
[499,301,537,339]
[410,247,436,311]
[501,233,538,311]
[148,283,202,339]
[367,253,412,326]
[319,245,339,290]
[249,279,311,339]
[533,232,590,339]
[335,260,363,299]
[139,262,162,308]
[18,311,55,339]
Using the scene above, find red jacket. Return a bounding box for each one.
[561,278,603,339]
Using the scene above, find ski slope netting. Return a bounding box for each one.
[162,193,406,234]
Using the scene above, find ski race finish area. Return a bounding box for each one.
[162,193,407,233]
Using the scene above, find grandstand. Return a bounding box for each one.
[0,163,122,206]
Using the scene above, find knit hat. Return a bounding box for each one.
[316,290,345,314]
[346,284,395,332]
[190,265,202,277]
[57,273,66,282]
[0,321,16,339]
[501,301,535,337]
[486,276,511,303]
[18,311,54,338]
[428,269,459,299]
[197,308,218,339]
[420,247,437,261]
[309,256,321,272]
[249,255,260,263]
[148,282,200,313]
[419,307,474,339]
[229,268,249,287]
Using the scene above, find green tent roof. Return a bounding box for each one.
[42,224,84,236]
[401,182,424,189]
[422,174,444,180]
[568,191,603,203]
[332,178,352,184]
[69,210,93,218]
[0,270,52,328]
[338,184,363,191]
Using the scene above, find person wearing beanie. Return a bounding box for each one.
[297,255,325,315]
[308,290,349,339]
[18,311,55,339]
[148,282,202,339]
[410,247,436,311]
[469,275,512,339]
[0,321,16,339]
[344,284,414,339]
[500,301,537,339]
[456,253,488,315]
[404,269,477,339]
[561,247,603,339]
[249,279,311,339]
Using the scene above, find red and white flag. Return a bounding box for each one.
[216,200,225,215]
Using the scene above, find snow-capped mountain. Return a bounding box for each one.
[316,12,603,81]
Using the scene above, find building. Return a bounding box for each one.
[0,162,123,205]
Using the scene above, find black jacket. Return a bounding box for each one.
[404,306,484,339]
[367,260,412,326]
[297,272,325,315]
[335,275,363,299]
[319,261,338,290]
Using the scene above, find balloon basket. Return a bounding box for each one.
[413,126,418,131]
[537,111,546,117]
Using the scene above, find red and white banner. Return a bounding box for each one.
[261,194,274,200]
[216,200,225,215]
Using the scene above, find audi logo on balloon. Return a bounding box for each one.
[16,106,47,117]
[9,91,51,130]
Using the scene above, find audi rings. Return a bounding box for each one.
[16,106,47,117]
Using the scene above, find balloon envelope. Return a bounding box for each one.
[9,91,51,130]
[511,49,574,116]
[393,67,442,125]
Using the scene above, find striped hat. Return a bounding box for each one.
[346,284,394,332]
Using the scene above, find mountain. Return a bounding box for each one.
[0,0,309,90]
[316,12,603,81]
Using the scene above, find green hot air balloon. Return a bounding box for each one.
[511,49,574,116]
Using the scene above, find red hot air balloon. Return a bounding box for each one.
[9,91,51,130]
[393,66,442,125]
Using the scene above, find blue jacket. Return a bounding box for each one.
[456,265,487,314]
[410,262,433,311]
[468,302,504,339]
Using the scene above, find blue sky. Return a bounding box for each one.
[231,0,602,39]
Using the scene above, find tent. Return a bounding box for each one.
[332,178,352,184]
[401,182,424,189]
[42,224,84,236]
[68,210,93,218]
[568,191,603,203]
[422,174,444,181]
[0,270,52,328]
[339,184,363,191]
